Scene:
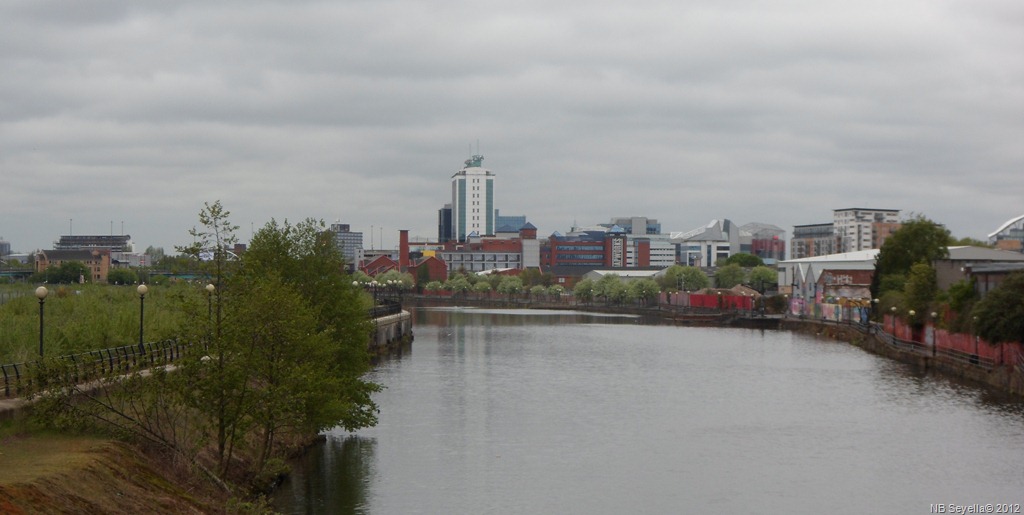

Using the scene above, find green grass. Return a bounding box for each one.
[0,283,196,364]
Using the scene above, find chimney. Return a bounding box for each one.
[399,229,410,271]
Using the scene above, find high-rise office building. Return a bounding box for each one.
[450,154,495,242]
[833,208,900,253]
[329,222,363,268]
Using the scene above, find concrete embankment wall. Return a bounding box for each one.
[369,310,413,355]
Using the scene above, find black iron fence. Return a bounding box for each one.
[2,339,188,398]
[2,301,403,398]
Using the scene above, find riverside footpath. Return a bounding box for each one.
[408,293,1024,398]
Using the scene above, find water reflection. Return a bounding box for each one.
[275,307,1024,514]
[273,435,376,515]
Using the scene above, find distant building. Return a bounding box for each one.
[541,227,638,269]
[603,216,662,236]
[438,204,453,243]
[935,246,1024,291]
[450,154,495,242]
[790,223,835,259]
[987,214,1024,252]
[833,208,901,253]
[438,225,539,274]
[34,249,111,283]
[495,211,528,233]
[0,238,10,259]
[671,219,742,267]
[330,222,363,269]
[54,234,133,252]
[740,222,786,261]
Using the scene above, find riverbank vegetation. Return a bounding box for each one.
[14,201,380,510]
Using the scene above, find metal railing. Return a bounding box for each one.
[2,302,404,398]
[2,339,188,398]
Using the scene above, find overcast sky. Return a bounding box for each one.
[2,0,1022,254]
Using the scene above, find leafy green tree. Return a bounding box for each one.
[473,281,492,297]
[748,266,777,292]
[519,268,543,287]
[629,278,661,306]
[679,266,710,291]
[607,280,629,305]
[529,284,547,299]
[720,253,764,267]
[971,272,1024,344]
[873,215,951,297]
[594,274,622,303]
[182,216,378,477]
[32,261,91,284]
[944,278,979,333]
[415,264,431,289]
[497,276,524,299]
[950,236,991,248]
[445,275,472,296]
[902,263,938,322]
[715,264,746,288]
[574,279,595,304]
[547,285,565,297]
[107,268,138,285]
[659,265,685,292]
[424,280,443,292]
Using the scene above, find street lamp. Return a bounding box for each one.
[35,286,48,358]
[890,306,897,337]
[930,311,938,356]
[972,315,980,362]
[137,284,148,355]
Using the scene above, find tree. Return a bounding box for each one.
[715,264,746,289]
[902,262,938,322]
[659,265,685,292]
[873,215,951,297]
[107,268,138,285]
[679,266,710,291]
[174,202,240,474]
[186,217,378,476]
[529,284,547,299]
[721,253,764,267]
[497,276,524,299]
[474,281,492,298]
[594,274,622,304]
[971,272,1024,345]
[445,275,472,296]
[950,236,991,248]
[629,278,661,306]
[424,281,443,292]
[547,285,565,297]
[944,278,979,333]
[32,261,91,284]
[748,266,777,292]
[574,279,595,304]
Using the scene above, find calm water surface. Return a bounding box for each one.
[273,307,1024,514]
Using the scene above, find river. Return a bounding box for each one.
[273,307,1024,514]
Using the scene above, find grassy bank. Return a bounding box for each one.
[0,415,237,514]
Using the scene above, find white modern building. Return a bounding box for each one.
[671,219,742,267]
[833,208,900,253]
[451,155,495,242]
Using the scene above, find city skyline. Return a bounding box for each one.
[2,0,1021,254]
